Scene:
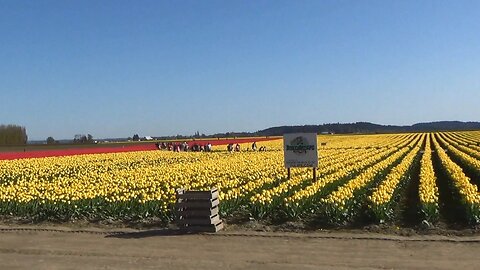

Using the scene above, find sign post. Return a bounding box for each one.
[283,133,318,180]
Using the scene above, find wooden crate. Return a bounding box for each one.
[183,222,224,233]
[175,188,223,233]
[177,188,219,200]
[177,214,221,225]
[176,197,220,209]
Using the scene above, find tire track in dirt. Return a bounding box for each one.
[2,226,480,243]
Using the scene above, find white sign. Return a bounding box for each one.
[283,133,318,168]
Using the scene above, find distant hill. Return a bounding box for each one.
[256,121,480,136]
[409,121,480,132]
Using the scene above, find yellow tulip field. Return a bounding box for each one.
[1,131,480,226]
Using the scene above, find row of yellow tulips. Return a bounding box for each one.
[369,136,424,207]
[418,134,439,222]
[432,134,480,223]
[437,134,480,174]
[319,135,422,222]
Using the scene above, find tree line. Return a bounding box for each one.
[257,121,480,136]
[0,124,28,145]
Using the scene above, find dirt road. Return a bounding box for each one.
[1,226,480,269]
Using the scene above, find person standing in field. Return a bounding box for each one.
[252,141,257,151]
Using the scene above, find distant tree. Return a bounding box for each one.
[73,134,94,144]
[46,137,55,144]
[132,134,140,141]
[0,124,28,145]
[74,134,83,143]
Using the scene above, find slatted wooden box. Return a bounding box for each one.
[175,188,224,232]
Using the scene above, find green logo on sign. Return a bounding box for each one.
[286,136,315,154]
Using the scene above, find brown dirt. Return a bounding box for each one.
[2,223,480,269]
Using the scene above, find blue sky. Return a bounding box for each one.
[1,0,479,140]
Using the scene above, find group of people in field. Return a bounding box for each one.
[155,141,267,153]
[155,141,212,152]
[226,141,267,152]
[227,143,240,152]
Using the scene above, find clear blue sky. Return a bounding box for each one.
[1,0,479,140]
